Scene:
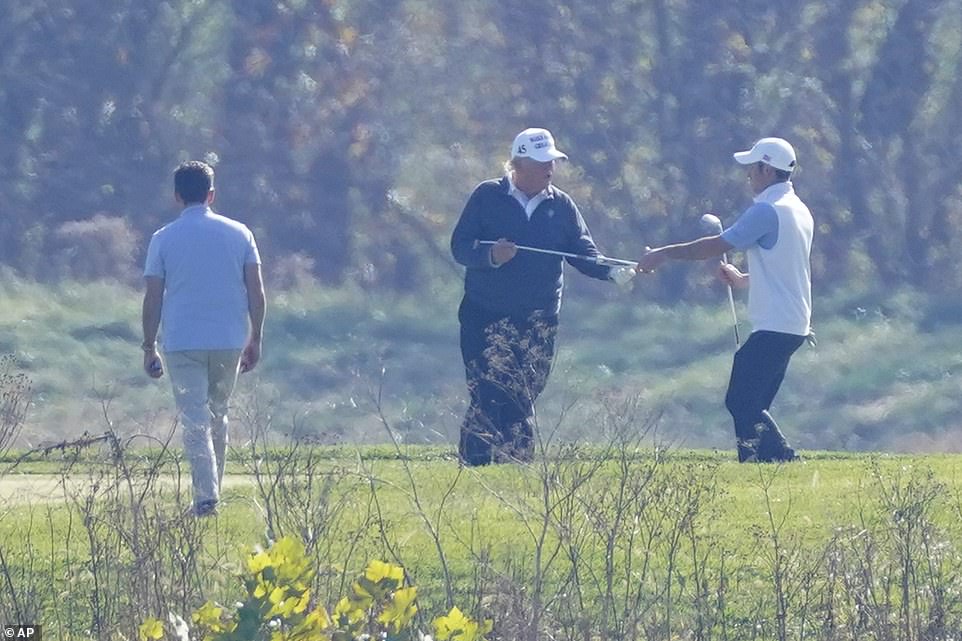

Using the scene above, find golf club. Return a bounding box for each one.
[476,240,638,268]
[700,213,740,347]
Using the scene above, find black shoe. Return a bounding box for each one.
[738,449,757,463]
[493,447,534,464]
[773,447,800,463]
[737,438,759,463]
[754,421,797,463]
[756,445,800,463]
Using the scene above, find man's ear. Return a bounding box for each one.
[174,190,184,206]
[207,189,216,205]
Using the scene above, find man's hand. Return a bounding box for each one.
[240,340,261,373]
[609,265,636,287]
[717,262,749,289]
[490,238,517,266]
[144,349,164,379]
[636,246,668,273]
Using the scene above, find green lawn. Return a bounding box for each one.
[4,277,962,457]
[3,278,962,637]
[2,446,962,639]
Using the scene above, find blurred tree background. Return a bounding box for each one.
[3,0,961,298]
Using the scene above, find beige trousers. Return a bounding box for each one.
[164,349,242,506]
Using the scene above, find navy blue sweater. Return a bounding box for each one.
[450,177,611,316]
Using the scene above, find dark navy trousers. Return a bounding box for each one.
[458,297,558,466]
[724,330,805,461]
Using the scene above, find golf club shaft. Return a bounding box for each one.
[477,240,637,267]
[701,215,740,347]
[721,251,740,346]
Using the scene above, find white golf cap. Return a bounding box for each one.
[511,128,568,162]
[733,137,797,172]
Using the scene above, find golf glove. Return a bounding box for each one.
[609,265,636,287]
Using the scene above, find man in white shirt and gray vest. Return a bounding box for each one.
[141,160,266,514]
[636,138,813,463]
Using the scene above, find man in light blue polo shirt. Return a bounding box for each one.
[141,160,266,515]
[637,138,813,463]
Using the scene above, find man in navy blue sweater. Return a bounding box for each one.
[451,128,630,466]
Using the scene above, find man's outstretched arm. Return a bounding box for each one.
[637,235,733,272]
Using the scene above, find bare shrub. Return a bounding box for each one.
[6,381,962,639]
[827,461,956,641]
[749,466,837,641]
[236,392,376,605]
[0,506,48,626]
[49,213,140,282]
[371,372,460,609]
[266,251,319,290]
[0,354,30,457]
[0,427,234,640]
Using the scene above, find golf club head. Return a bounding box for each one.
[700,212,724,233]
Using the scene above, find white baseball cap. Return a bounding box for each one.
[511,128,568,162]
[733,137,797,172]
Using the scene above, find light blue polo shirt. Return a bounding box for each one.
[721,202,779,250]
[144,205,261,352]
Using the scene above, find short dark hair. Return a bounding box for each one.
[174,161,214,204]
[757,161,792,182]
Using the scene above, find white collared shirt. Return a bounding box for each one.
[507,175,548,220]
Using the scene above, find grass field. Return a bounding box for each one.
[3,278,962,637]
[2,443,962,639]
[4,276,962,458]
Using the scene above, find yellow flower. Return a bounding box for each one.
[269,586,288,605]
[333,596,365,627]
[377,586,418,631]
[138,617,164,640]
[271,537,313,583]
[254,579,271,599]
[351,560,403,609]
[268,590,310,619]
[434,606,466,638]
[293,589,311,615]
[272,536,305,560]
[433,607,492,641]
[248,550,272,574]
[364,559,405,587]
[192,601,224,627]
[303,606,332,632]
[350,577,376,609]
